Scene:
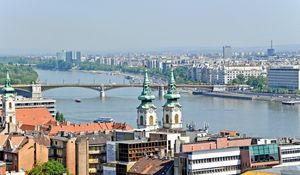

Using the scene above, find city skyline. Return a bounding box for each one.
[0,0,300,55]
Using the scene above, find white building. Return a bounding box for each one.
[190,64,264,85]
[175,147,241,175]
[0,96,56,117]
[222,66,264,84]
[277,144,300,167]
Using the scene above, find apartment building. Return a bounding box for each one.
[0,134,49,172]
[190,64,264,85]
[222,66,264,84]
[49,135,77,175]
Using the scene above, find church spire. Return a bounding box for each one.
[164,65,181,106]
[2,72,15,97]
[5,72,11,88]
[162,65,182,129]
[138,66,155,103]
[137,66,158,130]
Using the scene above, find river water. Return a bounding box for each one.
[36,69,300,138]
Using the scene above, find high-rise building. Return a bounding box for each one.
[65,51,81,64]
[162,66,182,129]
[136,67,158,130]
[223,45,232,58]
[75,51,81,64]
[267,40,275,57]
[56,50,66,61]
[66,51,73,63]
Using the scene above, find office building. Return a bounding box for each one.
[277,144,300,167]
[240,144,280,172]
[223,46,232,59]
[268,66,300,90]
[0,96,56,117]
[175,147,242,175]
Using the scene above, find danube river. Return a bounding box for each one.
[36,69,300,138]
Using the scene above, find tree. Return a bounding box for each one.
[246,75,267,90]
[232,74,246,84]
[55,112,66,122]
[27,160,70,175]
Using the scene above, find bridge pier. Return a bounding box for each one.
[31,82,42,98]
[158,86,165,98]
[100,86,105,99]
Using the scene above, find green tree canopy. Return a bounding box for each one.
[232,74,246,84]
[0,64,38,84]
[55,112,66,122]
[27,160,71,175]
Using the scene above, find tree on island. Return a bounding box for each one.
[27,160,71,175]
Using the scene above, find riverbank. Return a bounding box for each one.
[193,91,299,104]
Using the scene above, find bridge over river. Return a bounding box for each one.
[1,83,241,98]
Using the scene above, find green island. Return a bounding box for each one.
[36,59,191,84]
[0,63,38,84]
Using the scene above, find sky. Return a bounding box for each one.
[0,0,300,54]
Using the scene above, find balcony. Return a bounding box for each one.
[89,159,100,164]
[89,168,97,173]
[51,145,64,149]
[89,150,101,154]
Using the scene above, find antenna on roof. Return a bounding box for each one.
[271,40,273,49]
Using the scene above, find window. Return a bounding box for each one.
[175,114,179,124]
[140,116,144,125]
[149,116,154,125]
[166,114,169,123]
[9,102,12,109]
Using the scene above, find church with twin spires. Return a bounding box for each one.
[137,66,183,130]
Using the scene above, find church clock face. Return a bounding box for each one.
[174,108,179,112]
[149,108,154,113]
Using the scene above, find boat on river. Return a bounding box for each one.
[75,99,81,103]
[93,117,114,123]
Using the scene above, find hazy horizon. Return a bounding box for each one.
[0,0,300,55]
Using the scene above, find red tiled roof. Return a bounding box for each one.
[0,135,9,148]
[9,136,27,150]
[49,122,133,135]
[16,108,56,127]
[128,157,173,174]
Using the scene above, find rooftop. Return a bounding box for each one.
[49,122,132,135]
[128,157,173,175]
